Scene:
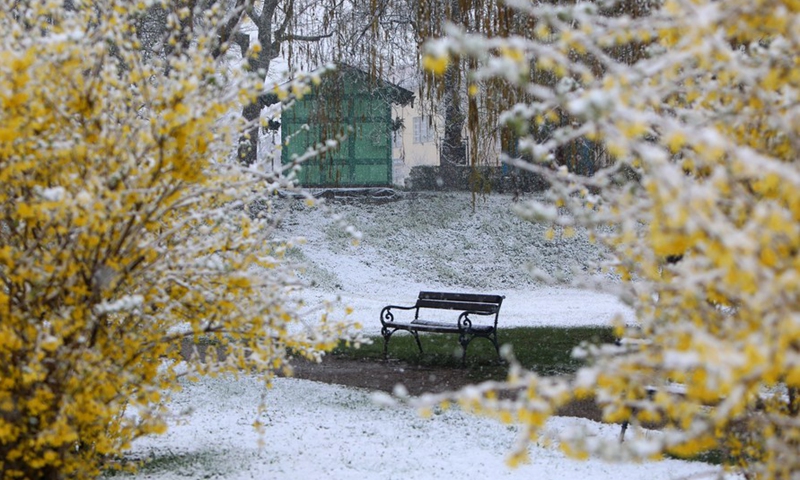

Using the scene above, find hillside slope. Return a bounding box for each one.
[278,191,609,288]
[273,191,635,333]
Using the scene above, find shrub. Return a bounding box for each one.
[0,2,348,478]
[424,0,800,477]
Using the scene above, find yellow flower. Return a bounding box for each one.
[423,54,449,76]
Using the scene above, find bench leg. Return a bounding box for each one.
[459,332,502,367]
[381,327,392,359]
[620,395,650,442]
[411,330,423,354]
[490,332,501,360]
[459,333,471,367]
[382,328,424,358]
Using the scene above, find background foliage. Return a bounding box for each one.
[423,0,800,477]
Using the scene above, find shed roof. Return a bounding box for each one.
[317,63,415,106]
[266,63,415,108]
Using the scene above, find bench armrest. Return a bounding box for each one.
[380,304,417,325]
[457,310,498,330]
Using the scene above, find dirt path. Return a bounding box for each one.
[288,355,480,396]
[180,339,605,422]
[288,355,604,422]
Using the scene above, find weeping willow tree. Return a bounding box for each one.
[418,0,528,186]
[414,0,656,189]
[368,0,549,191]
[286,0,531,189]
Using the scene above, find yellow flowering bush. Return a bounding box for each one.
[0,2,348,478]
[425,0,799,477]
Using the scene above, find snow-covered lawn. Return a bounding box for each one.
[113,375,731,480]
[109,192,735,479]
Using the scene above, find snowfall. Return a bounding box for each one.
[108,192,738,480]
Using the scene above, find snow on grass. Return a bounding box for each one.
[105,191,726,479]
[276,191,636,334]
[279,191,611,291]
[108,376,731,480]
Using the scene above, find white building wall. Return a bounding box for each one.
[391,102,441,187]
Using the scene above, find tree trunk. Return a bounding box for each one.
[237,101,261,166]
[236,2,277,166]
[440,61,465,188]
[439,0,466,188]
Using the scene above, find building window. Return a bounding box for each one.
[413,116,435,144]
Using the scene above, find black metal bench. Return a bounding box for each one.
[379,291,505,365]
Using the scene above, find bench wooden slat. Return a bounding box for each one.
[415,298,499,313]
[412,319,495,334]
[409,319,460,333]
[419,291,504,305]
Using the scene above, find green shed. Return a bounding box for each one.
[281,64,414,187]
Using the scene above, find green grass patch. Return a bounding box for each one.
[333,326,615,380]
[665,449,731,466]
[105,450,238,478]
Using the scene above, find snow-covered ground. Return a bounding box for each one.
[115,376,730,480]
[109,192,734,479]
[280,191,636,336]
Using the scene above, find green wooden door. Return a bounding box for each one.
[349,96,391,185]
[281,92,392,187]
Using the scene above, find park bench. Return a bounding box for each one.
[379,291,504,365]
